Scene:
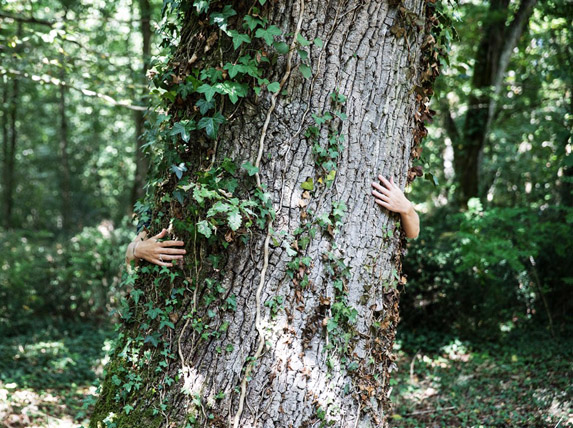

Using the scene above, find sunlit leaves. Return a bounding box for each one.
[197,220,213,238]
[170,120,195,142]
[228,30,251,50]
[209,5,236,35]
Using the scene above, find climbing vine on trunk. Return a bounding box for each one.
[89,0,444,426]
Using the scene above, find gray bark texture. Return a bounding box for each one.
[91,0,434,427]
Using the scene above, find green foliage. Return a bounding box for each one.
[0,223,133,333]
[401,203,573,338]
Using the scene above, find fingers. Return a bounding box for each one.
[374,198,391,210]
[371,181,391,195]
[390,176,396,187]
[160,248,187,255]
[378,175,392,189]
[159,240,185,247]
[371,189,390,201]
[158,254,184,261]
[152,228,167,240]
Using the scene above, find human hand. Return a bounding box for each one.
[133,229,186,267]
[371,175,413,215]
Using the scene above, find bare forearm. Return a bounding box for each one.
[125,232,146,267]
[400,203,419,239]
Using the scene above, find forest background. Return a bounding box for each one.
[0,0,571,426]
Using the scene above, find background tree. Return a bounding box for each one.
[442,0,537,207]
[89,0,440,426]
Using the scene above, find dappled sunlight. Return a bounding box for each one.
[390,334,572,427]
[0,323,112,427]
[0,383,96,428]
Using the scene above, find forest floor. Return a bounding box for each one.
[391,329,573,427]
[0,322,571,427]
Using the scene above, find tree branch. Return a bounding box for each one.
[487,0,537,126]
[0,68,147,111]
[0,11,54,27]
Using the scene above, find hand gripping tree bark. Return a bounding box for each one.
[90,0,439,426]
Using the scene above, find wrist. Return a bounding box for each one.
[402,201,415,216]
[133,240,141,259]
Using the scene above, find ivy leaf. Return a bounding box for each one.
[326,318,338,332]
[255,25,282,45]
[296,33,311,46]
[301,178,314,191]
[173,190,185,205]
[198,113,226,139]
[171,163,187,179]
[193,1,209,14]
[130,289,144,305]
[227,209,242,231]
[226,294,237,311]
[242,162,259,176]
[207,201,231,217]
[144,334,159,347]
[297,48,308,61]
[221,158,237,174]
[146,306,162,320]
[267,81,280,93]
[209,5,237,35]
[193,186,219,205]
[170,121,194,142]
[159,319,175,330]
[197,220,213,238]
[200,67,223,83]
[299,64,312,79]
[314,37,324,48]
[223,63,244,79]
[196,98,215,115]
[274,41,289,54]
[243,15,264,31]
[228,30,251,50]
[197,83,217,102]
[214,81,248,104]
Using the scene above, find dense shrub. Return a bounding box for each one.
[0,220,134,333]
[400,200,573,339]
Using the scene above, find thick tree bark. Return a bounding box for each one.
[452,0,537,207]
[91,1,435,427]
[130,0,152,207]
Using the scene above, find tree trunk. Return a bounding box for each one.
[130,0,153,207]
[2,23,21,229]
[58,67,72,231]
[91,1,436,427]
[451,0,536,207]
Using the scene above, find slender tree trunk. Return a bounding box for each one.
[130,0,152,207]
[58,66,72,231]
[2,24,21,229]
[91,1,437,427]
[451,0,537,207]
[2,77,18,229]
